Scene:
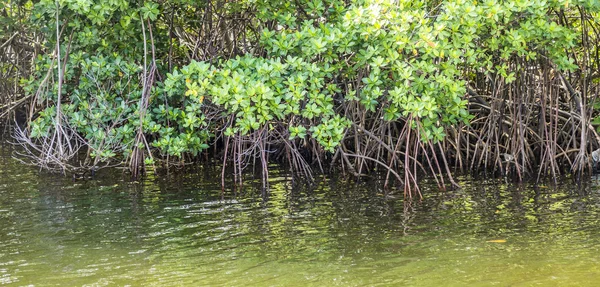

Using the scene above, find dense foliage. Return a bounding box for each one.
[3,0,600,194]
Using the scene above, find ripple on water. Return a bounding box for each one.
[3,145,600,285]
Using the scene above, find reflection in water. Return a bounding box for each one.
[1,144,600,286]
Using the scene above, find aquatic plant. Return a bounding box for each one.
[2,0,600,196]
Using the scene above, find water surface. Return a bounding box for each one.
[1,144,600,286]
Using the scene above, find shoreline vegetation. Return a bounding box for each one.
[2,0,600,197]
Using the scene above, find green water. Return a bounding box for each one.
[2,145,600,286]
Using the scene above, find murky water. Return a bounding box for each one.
[1,144,600,286]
